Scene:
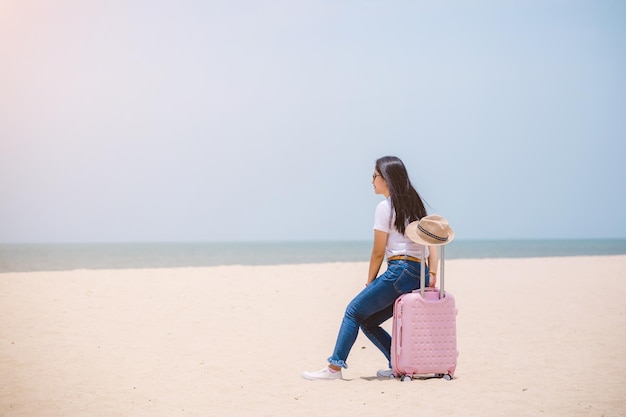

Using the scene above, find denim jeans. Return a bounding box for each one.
[327,260,428,369]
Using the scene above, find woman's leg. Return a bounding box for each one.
[303,261,423,379]
[355,261,426,367]
[360,304,394,364]
[327,274,403,369]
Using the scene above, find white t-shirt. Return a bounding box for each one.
[373,197,428,260]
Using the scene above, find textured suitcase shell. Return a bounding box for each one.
[391,245,458,380]
[391,289,458,378]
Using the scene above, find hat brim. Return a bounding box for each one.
[405,221,455,246]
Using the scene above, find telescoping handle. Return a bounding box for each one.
[420,245,445,299]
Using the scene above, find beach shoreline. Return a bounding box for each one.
[1,256,625,416]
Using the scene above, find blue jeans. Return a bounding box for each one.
[328,260,428,369]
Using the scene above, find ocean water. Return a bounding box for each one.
[1,239,626,273]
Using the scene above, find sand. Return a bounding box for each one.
[1,256,625,417]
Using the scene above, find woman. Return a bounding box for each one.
[302,156,439,380]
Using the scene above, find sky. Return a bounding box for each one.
[1,0,625,243]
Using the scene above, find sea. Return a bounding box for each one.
[1,239,626,273]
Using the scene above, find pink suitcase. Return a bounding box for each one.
[391,245,458,381]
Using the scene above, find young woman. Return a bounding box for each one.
[302,156,439,380]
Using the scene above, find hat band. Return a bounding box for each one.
[418,224,448,242]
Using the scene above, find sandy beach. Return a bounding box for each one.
[1,256,625,417]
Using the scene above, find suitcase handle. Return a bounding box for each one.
[420,244,445,299]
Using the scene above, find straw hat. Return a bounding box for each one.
[406,215,455,246]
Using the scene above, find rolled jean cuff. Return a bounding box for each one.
[327,357,348,369]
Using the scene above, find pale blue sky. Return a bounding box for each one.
[1,0,624,243]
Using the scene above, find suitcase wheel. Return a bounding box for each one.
[401,375,412,382]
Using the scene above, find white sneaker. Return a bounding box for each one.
[301,367,343,381]
[376,369,395,378]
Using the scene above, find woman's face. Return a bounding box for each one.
[372,169,389,197]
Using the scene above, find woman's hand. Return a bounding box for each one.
[427,245,439,288]
[428,271,437,287]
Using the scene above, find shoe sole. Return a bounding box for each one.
[301,373,342,381]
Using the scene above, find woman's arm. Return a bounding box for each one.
[427,245,439,287]
[367,229,388,285]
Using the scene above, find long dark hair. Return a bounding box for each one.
[375,156,427,235]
